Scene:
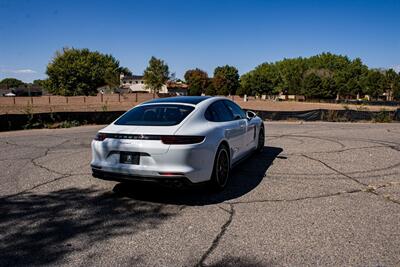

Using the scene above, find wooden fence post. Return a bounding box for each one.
[30,97,33,105]
[13,97,16,105]
[48,96,51,104]
[101,94,103,102]
[135,93,138,102]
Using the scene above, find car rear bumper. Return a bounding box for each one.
[91,138,216,184]
[91,167,193,186]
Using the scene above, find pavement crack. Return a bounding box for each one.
[217,205,231,214]
[7,174,73,197]
[1,138,75,197]
[302,154,400,207]
[228,189,363,205]
[30,140,76,176]
[196,204,235,267]
[302,154,367,186]
[30,148,68,176]
[287,145,390,156]
[368,190,400,205]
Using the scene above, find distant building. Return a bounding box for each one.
[120,74,167,93]
[120,74,187,95]
[0,86,43,97]
[0,88,11,96]
[121,74,145,86]
[166,81,188,96]
[13,86,43,96]
[0,84,44,97]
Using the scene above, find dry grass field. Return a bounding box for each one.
[0,94,398,114]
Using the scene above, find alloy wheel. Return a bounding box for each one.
[216,149,229,187]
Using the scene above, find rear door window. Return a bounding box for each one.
[223,100,246,120]
[115,104,194,126]
[205,101,235,122]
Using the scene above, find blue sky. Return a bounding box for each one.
[0,0,399,82]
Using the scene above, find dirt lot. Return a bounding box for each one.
[0,95,398,114]
[240,100,399,112]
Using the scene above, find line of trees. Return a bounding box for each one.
[184,66,240,96]
[184,53,400,100]
[2,49,399,100]
[238,53,400,100]
[0,78,44,89]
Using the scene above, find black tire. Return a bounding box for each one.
[256,125,265,153]
[210,144,230,191]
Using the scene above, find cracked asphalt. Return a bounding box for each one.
[1,122,400,266]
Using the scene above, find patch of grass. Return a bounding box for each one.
[58,120,81,128]
[373,109,392,123]
[22,104,45,129]
[323,110,350,122]
[45,120,86,129]
[325,110,336,122]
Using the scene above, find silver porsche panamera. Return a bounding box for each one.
[91,96,265,190]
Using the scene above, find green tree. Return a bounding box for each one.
[360,70,386,99]
[213,65,240,95]
[239,53,373,99]
[348,58,367,95]
[275,58,306,95]
[105,66,133,90]
[143,56,170,94]
[333,70,350,99]
[384,69,400,100]
[0,78,24,89]
[254,63,281,95]
[32,79,45,87]
[301,73,322,98]
[394,74,400,100]
[120,67,132,76]
[238,72,254,96]
[321,77,336,98]
[393,70,400,100]
[184,68,208,96]
[204,78,216,95]
[45,47,125,96]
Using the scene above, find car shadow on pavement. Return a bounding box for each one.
[112,146,283,206]
[0,187,177,266]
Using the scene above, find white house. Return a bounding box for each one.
[120,74,168,93]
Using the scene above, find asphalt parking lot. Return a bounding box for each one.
[1,122,400,266]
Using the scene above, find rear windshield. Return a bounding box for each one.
[115,104,195,126]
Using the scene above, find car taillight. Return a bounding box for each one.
[94,133,204,144]
[94,132,109,141]
[160,135,205,145]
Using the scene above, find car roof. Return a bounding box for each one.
[143,96,211,105]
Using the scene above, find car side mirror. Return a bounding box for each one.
[246,110,256,120]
